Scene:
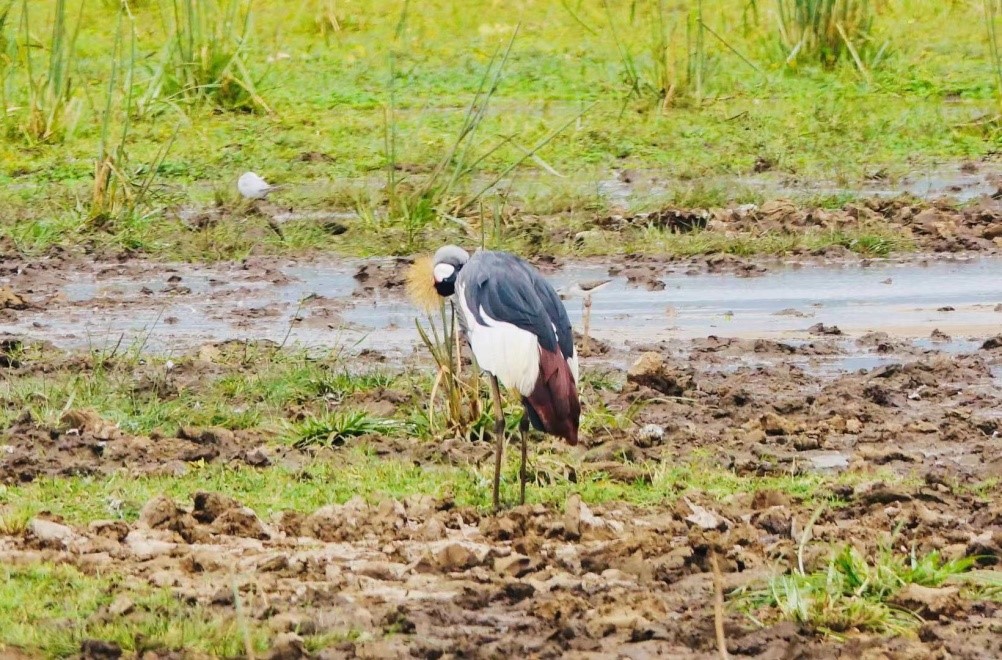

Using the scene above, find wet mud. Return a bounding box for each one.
[3,328,1002,656]
[4,194,1002,657]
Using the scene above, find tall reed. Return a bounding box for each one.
[92,3,178,226]
[382,11,583,251]
[142,0,269,114]
[986,0,1002,109]
[777,0,882,72]
[414,299,484,438]
[15,0,83,142]
[605,0,710,111]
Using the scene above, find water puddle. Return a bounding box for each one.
[4,256,1002,362]
[743,167,1001,204]
[551,257,1002,343]
[587,163,1002,210]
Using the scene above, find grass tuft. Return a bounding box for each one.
[9,0,83,143]
[605,0,708,111]
[287,410,400,448]
[143,0,269,114]
[90,3,178,228]
[737,544,975,636]
[777,0,885,71]
[413,299,486,439]
[0,505,31,535]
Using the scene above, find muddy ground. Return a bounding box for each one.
[3,330,1002,658]
[3,197,1002,658]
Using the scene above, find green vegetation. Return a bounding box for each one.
[413,298,488,438]
[287,409,402,447]
[0,447,875,525]
[777,0,883,70]
[0,342,398,435]
[737,543,975,636]
[149,0,268,113]
[11,0,83,143]
[0,0,996,259]
[0,562,276,657]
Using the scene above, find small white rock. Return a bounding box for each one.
[125,531,176,560]
[637,423,665,441]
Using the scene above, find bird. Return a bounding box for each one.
[409,245,580,511]
[558,278,612,354]
[237,171,280,200]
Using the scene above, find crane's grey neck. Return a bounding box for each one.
[433,245,470,267]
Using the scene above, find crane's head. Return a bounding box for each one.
[431,245,469,297]
[405,244,470,311]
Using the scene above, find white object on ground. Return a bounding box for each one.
[238,171,279,200]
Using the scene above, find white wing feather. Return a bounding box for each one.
[456,282,540,396]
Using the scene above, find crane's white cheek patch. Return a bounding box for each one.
[433,263,455,282]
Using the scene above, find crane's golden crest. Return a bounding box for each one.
[406,254,442,312]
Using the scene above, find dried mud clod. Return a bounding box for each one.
[3,457,1002,659]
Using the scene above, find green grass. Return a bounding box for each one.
[0,447,881,525]
[286,409,403,448]
[0,344,400,436]
[0,562,277,657]
[0,0,996,259]
[736,544,976,637]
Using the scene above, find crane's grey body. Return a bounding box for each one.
[457,250,576,365]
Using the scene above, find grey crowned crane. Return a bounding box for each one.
[413,245,581,510]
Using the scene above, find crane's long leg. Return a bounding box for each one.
[489,374,505,512]
[519,415,530,506]
[582,295,592,354]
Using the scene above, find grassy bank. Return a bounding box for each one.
[0,0,998,259]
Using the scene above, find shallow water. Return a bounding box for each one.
[5,255,1002,360]
[549,163,1002,210]
[546,257,1002,343]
